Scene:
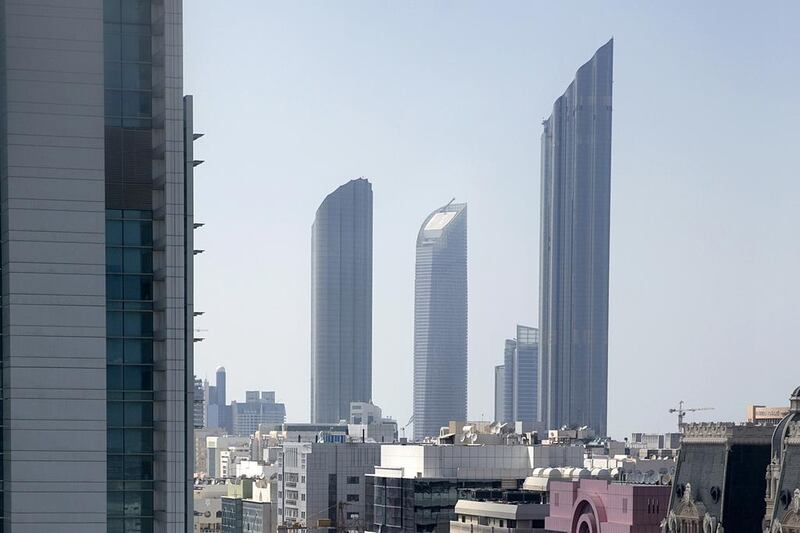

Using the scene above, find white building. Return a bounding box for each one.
[348,402,398,443]
[278,442,381,530]
[207,436,251,478]
[376,444,584,480]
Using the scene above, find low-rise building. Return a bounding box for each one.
[194,480,228,532]
[747,404,790,425]
[368,444,584,532]
[349,402,398,443]
[763,386,800,532]
[278,442,381,530]
[451,488,549,533]
[664,422,774,532]
[546,479,669,532]
[207,436,251,478]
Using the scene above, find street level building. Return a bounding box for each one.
[368,444,583,532]
[763,386,800,532]
[278,442,381,530]
[0,0,196,529]
[664,423,774,532]
[311,178,373,424]
[413,201,468,440]
[451,490,549,533]
[539,39,613,436]
[546,479,669,533]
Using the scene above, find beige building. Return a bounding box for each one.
[747,405,790,425]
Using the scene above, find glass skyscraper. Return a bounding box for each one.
[0,0,195,529]
[310,179,373,424]
[539,39,613,436]
[503,325,539,425]
[413,201,467,441]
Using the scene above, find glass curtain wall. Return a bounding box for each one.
[104,1,155,531]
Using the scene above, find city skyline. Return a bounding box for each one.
[187,2,800,438]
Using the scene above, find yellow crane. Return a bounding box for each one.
[669,400,714,431]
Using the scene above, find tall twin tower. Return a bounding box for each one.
[310,39,613,438]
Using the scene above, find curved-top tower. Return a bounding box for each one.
[539,39,613,436]
[311,178,373,423]
[413,201,468,441]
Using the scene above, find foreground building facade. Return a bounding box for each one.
[0,0,194,529]
[311,178,373,424]
[413,201,468,441]
[539,40,613,436]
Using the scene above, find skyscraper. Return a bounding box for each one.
[539,39,613,436]
[413,201,468,441]
[311,178,373,423]
[0,0,194,529]
[494,365,505,423]
[503,325,539,425]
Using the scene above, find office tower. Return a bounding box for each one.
[413,201,468,441]
[0,0,194,529]
[231,391,287,437]
[216,365,233,433]
[503,326,539,425]
[194,377,206,429]
[310,179,373,423]
[494,365,505,423]
[205,378,219,428]
[539,39,613,436]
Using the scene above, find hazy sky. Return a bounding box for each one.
[184,1,800,439]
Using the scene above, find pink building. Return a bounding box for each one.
[545,479,669,533]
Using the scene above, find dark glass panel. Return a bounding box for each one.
[108,518,124,533]
[122,63,151,90]
[123,249,152,273]
[105,62,122,89]
[122,91,151,117]
[124,456,153,480]
[124,366,153,391]
[107,220,123,245]
[107,276,123,301]
[125,492,154,517]
[105,89,123,118]
[107,339,123,363]
[123,220,152,246]
[121,1,149,24]
[123,276,152,301]
[107,401,124,426]
[108,455,124,480]
[107,365,123,390]
[122,34,151,62]
[107,248,123,273]
[124,402,152,427]
[108,490,124,515]
[124,340,153,364]
[123,311,153,337]
[104,0,121,22]
[124,429,153,453]
[108,430,124,453]
[107,311,123,336]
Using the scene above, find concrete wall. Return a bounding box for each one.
[1,0,108,530]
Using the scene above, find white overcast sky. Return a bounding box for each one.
[185,1,800,438]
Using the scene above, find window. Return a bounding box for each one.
[347,476,360,485]
[346,494,359,502]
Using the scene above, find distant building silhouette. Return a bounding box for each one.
[503,326,539,425]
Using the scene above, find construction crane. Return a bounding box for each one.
[669,400,714,431]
